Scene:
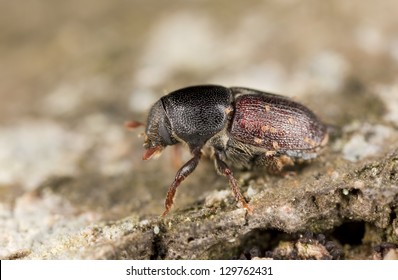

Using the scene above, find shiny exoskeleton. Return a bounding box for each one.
[127,85,328,216]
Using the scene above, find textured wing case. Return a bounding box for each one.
[230,92,327,152]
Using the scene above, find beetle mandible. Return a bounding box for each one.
[127,85,328,216]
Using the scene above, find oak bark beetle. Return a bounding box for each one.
[129,85,328,216]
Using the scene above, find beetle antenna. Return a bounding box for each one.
[125,120,145,130]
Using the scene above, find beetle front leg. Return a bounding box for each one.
[162,149,202,217]
[214,152,253,213]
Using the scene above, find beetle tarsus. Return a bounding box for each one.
[162,150,202,217]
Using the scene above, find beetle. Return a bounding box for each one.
[127,85,328,216]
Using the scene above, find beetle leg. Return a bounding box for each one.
[162,149,202,216]
[256,154,295,175]
[214,152,253,213]
[268,155,293,174]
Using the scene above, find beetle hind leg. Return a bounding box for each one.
[255,153,295,175]
[214,152,253,213]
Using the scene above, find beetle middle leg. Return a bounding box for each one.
[214,152,253,213]
[162,149,202,217]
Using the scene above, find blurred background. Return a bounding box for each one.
[1,0,398,258]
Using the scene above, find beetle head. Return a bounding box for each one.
[143,99,177,160]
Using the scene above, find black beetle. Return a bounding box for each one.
[127,85,328,216]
